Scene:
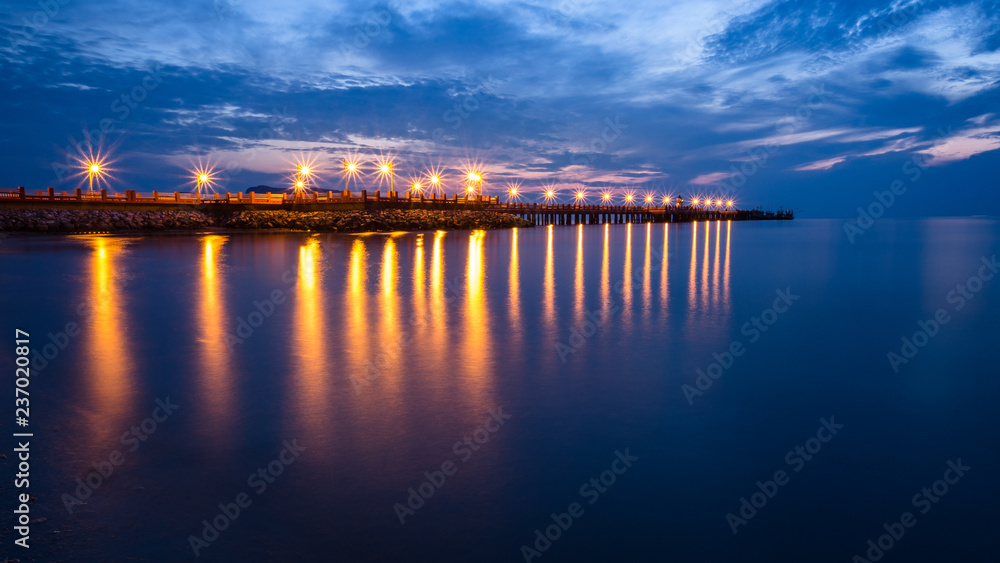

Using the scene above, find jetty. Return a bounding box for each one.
[1,187,793,225]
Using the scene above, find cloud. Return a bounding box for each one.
[690,171,736,185]
[0,0,999,217]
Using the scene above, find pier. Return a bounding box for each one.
[1,186,793,223]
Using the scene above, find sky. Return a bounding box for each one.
[2,0,999,217]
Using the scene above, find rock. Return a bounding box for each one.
[0,207,532,233]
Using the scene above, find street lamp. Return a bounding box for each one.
[466,171,482,196]
[343,159,359,191]
[377,161,394,192]
[87,162,100,192]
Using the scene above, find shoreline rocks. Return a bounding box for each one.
[0,208,533,233]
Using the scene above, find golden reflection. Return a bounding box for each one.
[713,220,721,309]
[660,223,669,316]
[702,219,710,309]
[198,235,233,442]
[601,223,610,317]
[378,237,401,387]
[413,235,426,324]
[79,236,134,446]
[575,224,585,325]
[509,229,521,330]
[543,225,556,335]
[688,221,698,310]
[642,222,652,317]
[293,237,329,449]
[345,238,368,386]
[462,231,492,409]
[622,223,633,321]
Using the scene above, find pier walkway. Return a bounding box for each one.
[1,187,793,224]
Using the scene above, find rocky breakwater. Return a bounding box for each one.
[0,208,533,233]
[0,209,213,232]
[220,209,533,231]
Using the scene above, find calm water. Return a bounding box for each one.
[1,218,998,562]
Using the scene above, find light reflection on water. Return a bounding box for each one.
[8,219,996,562]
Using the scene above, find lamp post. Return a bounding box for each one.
[344,160,358,191]
[87,163,100,193]
[379,162,394,192]
[467,172,482,197]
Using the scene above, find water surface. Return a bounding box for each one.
[1,218,997,562]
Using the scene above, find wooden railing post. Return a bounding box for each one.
[361,189,367,202]
[47,187,55,200]
[75,188,82,201]
[17,186,25,200]
[249,191,255,203]
[100,189,107,201]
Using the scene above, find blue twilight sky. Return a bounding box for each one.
[1,0,999,216]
